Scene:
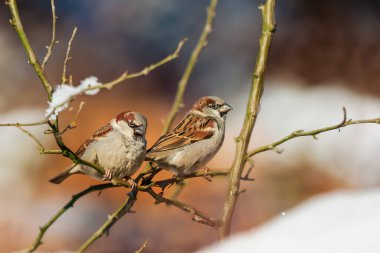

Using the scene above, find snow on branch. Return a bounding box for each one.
[45,76,101,120]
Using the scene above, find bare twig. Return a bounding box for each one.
[58,101,85,136]
[24,183,116,253]
[0,118,49,127]
[16,126,44,150]
[76,194,137,253]
[62,27,78,84]
[89,38,186,91]
[150,169,228,190]
[41,0,58,70]
[146,188,219,227]
[7,0,53,100]
[24,168,226,251]
[15,126,61,154]
[219,0,276,238]
[161,0,219,134]
[249,108,380,157]
[135,240,150,253]
[159,0,219,200]
[241,158,255,181]
[48,121,106,175]
[48,39,186,117]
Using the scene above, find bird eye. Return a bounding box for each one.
[128,122,136,128]
[208,102,218,109]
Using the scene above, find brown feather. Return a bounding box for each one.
[76,123,113,156]
[148,114,216,153]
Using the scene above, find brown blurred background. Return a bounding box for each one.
[1,0,380,252]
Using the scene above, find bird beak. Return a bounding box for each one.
[219,103,233,113]
[134,128,144,137]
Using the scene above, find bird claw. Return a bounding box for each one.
[201,167,212,182]
[125,177,138,200]
[127,178,137,191]
[102,169,112,181]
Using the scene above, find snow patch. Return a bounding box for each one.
[45,76,101,120]
[197,189,380,253]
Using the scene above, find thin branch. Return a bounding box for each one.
[219,0,276,238]
[76,194,137,253]
[0,118,49,127]
[15,126,62,154]
[149,169,228,190]
[48,39,186,117]
[146,188,219,227]
[249,108,380,157]
[7,0,53,100]
[161,0,219,134]
[62,27,78,84]
[24,183,116,253]
[25,167,225,252]
[89,38,186,91]
[41,0,58,70]
[48,121,105,175]
[135,240,149,253]
[58,101,85,136]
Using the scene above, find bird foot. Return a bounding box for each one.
[102,169,112,181]
[201,167,212,182]
[126,177,137,191]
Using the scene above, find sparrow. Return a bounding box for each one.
[49,111,147,185]
[145,96,232,176]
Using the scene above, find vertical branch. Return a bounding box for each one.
[41,0,57,70]
[218,0,276,238]
[76,194,137,253]
[62,27,78,84]
[161,0,219,134]
[7,0,53,100]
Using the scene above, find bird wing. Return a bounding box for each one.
[76,123,113,156]
[148,114,216,153]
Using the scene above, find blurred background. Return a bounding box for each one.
[0,0,380,252]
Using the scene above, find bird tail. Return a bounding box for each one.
[49,165,80,184]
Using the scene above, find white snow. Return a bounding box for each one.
[45,76,101,120]
[78,76,101,95]
[197,189,380,253]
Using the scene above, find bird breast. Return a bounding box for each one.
[80,130,146,179]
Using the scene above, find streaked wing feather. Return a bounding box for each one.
[76,123,113,156]
[149,114,215,152]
